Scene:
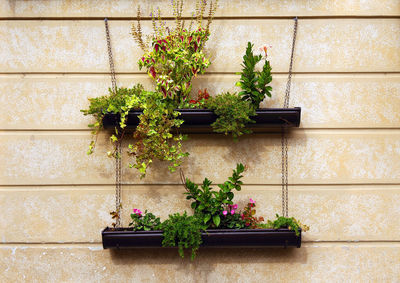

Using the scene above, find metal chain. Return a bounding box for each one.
[281,128,289,217]
[104,18,117,94]
[283,17,298,108]
[104,18,122,227]
[115,141,122,227]
[281,17,298,217]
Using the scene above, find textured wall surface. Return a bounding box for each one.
[1,0,400,282]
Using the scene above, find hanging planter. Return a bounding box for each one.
[82,7,307,260]
[102,108,301,132]
[102,164,309,259]
[102,227,301,249]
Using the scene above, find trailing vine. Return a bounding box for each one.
[81,86,188,178]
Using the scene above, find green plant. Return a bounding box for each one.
[81,85,143,156]
[81,84,188,178]
[129,209,161,231]
[236,42,272,109]
[184,163,245,228]
[132,0,218,102]
[81,86,188,178]
[206,92,256,139]
[128,91,189,177]
[264,214,310,236]
[108,165,309,260]
[161,212,206,260]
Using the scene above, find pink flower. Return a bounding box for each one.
[257,44,272,58]
[241,214,244,220]
[249,198,256,204]
[133,208,137,213]
[222,210,228,216]
[230,209,235,215]
[233,204,238,210]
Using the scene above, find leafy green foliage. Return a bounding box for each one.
[115,164,309,260]
[264,214,310,236]
[129,209,161,231]
[184,163,245,228]
[81,86,188,178]
[139,28,211,101]
[81,85,143,155]
[160,212,206,260]
[206,92,256,139]
[129,91,189,177]
[133,0,218,102]
[236,42,272,109]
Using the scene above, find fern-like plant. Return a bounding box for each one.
[161,212,206,260]
[236,42,272,109]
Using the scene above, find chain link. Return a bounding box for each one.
[115,141,122,227]
[104,18,117,94]
[104,18,122,227]
[283,17,298,108]
[281,17,298,217]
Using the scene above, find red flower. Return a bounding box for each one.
[189,100,197,104]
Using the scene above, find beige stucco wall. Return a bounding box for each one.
[1,0,400,282]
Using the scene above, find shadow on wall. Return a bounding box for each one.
[109,246,307,265]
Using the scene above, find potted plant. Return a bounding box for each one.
[102,163,309,259]
[82,1,300,176]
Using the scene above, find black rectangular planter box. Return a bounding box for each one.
[102,108,301,133]
[102,227,301,249]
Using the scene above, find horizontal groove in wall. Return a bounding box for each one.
[1,15,399,21]
[1,241,400,247]
[1,183,400,189]
[2,129,400,134]
[1,73,400,78]
[1,72,400,76]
